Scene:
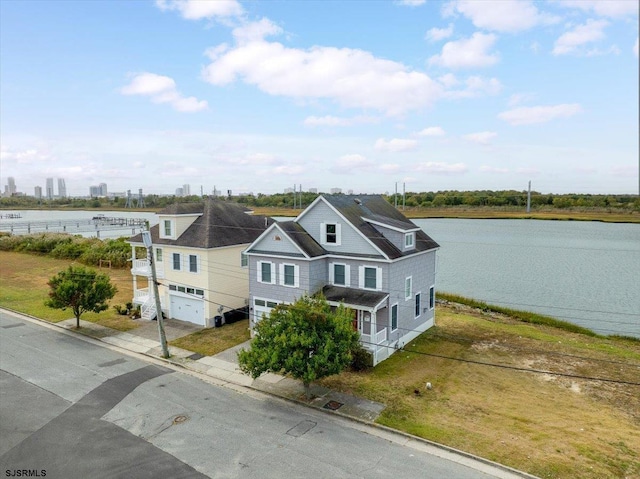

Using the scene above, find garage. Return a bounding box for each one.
[169,294,205,326]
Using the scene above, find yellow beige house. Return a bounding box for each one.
[128,199,272,327]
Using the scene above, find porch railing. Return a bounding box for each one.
[131,259,164,278]
[361,327,387,346]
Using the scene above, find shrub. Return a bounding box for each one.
[350,346,373,371]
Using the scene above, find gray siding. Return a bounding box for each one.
[370,224,404,252]
[386,250,436,344]
[308,258,328,294]
[249,227,304,256]
[297,200,380,257]
[249,255,311,304]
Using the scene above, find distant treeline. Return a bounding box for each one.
[1,190,638,211]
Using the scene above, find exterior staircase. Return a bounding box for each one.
[141,298,156,320]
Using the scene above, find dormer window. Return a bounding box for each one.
[164,220,172,236]
[405,232,415,249]
[321,222,341,245]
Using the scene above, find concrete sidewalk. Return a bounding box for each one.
[55,317,386,423]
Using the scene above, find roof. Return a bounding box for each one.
[321,195,439,258]
[277,221,326,257]
[129,199,273,248]
[322,285,389,311]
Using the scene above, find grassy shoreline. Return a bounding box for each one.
[2,250,639,478]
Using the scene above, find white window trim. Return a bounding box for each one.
[257,261,276,284]
[241,252,248,268]
[405,276,412,300]
[404,232,415,249]
[172,252,182,271]
[429,285,435,310]
[188,254,200,274]
[415,291,422,318]
[329,262,350,286]
[161,219,174,239]
[359,265,382,291]
[279,263,300,288]
[391,303,398,332]
[155,248,163,262]
[320,222,342,246]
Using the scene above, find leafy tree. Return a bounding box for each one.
[238,295,360,399]
[46,265,117,328]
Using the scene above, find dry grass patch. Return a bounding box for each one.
[0,250,139,331]
[169,319,251,356]
[320,305,640,479]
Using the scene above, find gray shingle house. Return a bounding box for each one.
[128,199,272,327]
[244,194,440,365]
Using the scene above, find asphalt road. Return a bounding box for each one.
[0,311,525,479]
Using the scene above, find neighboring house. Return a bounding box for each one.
[244,195,440,365]
[128,199,273,327]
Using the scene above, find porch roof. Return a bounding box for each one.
[321,285,388,312]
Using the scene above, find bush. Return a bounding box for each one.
[350,346,373,371]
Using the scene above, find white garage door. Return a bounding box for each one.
[170,295,205,326]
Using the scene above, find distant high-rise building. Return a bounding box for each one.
[46,178,54,200]
[99,183,107,196]
[57,178,67,198]
[330,188,342,194]
[4,177,17,196]
[34,186,42,199]
[175,187,184,196]
[89,186,100,197]
[182,184,191,196]
[284,187,294,194]
[308,188,318,194]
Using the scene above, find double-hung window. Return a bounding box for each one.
[359,266,381,290]
[155,248,163,262]
[405,276,412,300]
[172,253,181,271]
[279,263,299,287]
[405,233,414,249]
[391,304,398,331]
[415,292,421,318]
[321,222,341,245]
[163,220,172,237]
[258,261,275,284]
[330,263,350,286]
[189,254,198,273]
[429,286,435,309]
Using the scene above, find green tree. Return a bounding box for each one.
[238,295,360,399]
[46,265,117,328]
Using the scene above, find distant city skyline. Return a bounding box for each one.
[1,1,638,195]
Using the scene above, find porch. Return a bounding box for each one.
[130,258,164,278]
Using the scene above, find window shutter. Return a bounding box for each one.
[335,223,342,245]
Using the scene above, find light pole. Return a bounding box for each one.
[141,230,170,358]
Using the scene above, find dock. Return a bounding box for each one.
[0,217,147,238]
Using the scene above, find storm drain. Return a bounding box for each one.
[323,400,344,411]
[173,415,189,425]
[286,420,316,437]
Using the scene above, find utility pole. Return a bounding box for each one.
[142,228,169,358]
[395,182,398,208]
[402,182,406,210]
[526,180,531,213]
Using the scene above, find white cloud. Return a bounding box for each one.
[429,33,499,69]
[444,75,502,98]
[508,92,535,107]
[558,0,639,18]
[374,138,419,152]
[417,126,446,137]
[397,0,426,6]
[155,0,244,20]
[446,0,558,33]
[634,37,639,58]
[426,24,454,42]
[202,23,443,115]
[552,19,609,56]
[437,73,459,88]
[379,163,401,173]
[303,115,378,127]
[414,162,467,174]
[498,104,582,125]
[332,154,374,174]
[480,165,509,173]
[121,73,208,112]
[463,131,497,144]
[517,167,540,175]
[232,18,282,44]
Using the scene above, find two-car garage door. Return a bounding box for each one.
[170,294,205,326]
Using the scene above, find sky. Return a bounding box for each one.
[1,0,638,197]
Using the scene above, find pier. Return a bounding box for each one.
[0,217,147,238]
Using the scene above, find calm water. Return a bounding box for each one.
[2,210,638,337]
[415,219,640,338]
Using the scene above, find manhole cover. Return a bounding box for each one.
[173,415,189,424]
[323,400,343,411]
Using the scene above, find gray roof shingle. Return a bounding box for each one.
[129,199,273,248]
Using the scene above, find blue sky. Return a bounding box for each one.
[1,0,638,197]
